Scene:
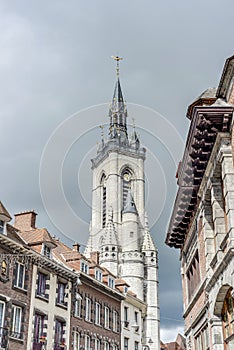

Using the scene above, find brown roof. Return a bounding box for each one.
[6,224,27,245]
[0,201,12,221]
[18,228,57,247]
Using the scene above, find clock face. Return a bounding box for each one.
[123,172,131,181]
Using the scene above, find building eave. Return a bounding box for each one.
[166,105,233,249]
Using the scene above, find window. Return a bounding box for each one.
[104,342,110,350]
[74,299,81,317]
[195,325,209,350]
[222,289,234,346]
[54,319,65,349]
[33,313,45,347]
[122,169,132,207]
[134,342,139,350]
[108,276,115,288]
[37,272,47,297]
[0,221,4,234]
[81,260,89,274]
[85,298,91,321]
[124,337,129,350]
[186,251,200,301]
[57,282,66,305]
[104,306,110,328]
[113,310,118,332]
[95,338,101,350]
[95,269,103,282]
[11,305,22,339]
[101,174,107,228]
[95,302,101,325]
[134,311,139,332]
[85,335,91,350]
[73,332,80,350]
[14,263,25,289]
[0,301,5,347]
[43,245,51,259]
[124,306,129,327]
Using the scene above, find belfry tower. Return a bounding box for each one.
[85,57,160,350]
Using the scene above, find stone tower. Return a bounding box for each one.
[85,57,160,350]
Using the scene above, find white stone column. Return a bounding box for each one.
[220,145,234,249]
[202,199,215,275]
[210,317,224,350]
[210,178,226,258]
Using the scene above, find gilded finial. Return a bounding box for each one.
[111,55,123,77]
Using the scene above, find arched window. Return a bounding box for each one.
[122,169,132,208]
[222,289,234,347]
[100,174,106,228]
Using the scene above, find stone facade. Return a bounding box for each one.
[85,73,160,350]
[166,55,234,350]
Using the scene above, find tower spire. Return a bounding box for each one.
[111,55,123,77]
[109,55,128,142]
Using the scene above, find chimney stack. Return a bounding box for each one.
[14,210,37,231]
[90,251,100,264]
[73,242,80,252]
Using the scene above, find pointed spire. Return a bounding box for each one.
[109,56,128,142]
[142,213,157,251]
[123,190,137,214]
[102,207,118,246]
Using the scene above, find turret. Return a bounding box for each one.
[99,207,119,276]
[142,215,160,350]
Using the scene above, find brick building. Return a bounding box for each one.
[53,237,147,350]
[0,202,33,350]
[166,55,234,350]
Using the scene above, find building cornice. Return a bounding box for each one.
[166,105,233,249]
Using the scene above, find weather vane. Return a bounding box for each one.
[111,55,123,77]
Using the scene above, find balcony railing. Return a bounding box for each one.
[0,327,8,348]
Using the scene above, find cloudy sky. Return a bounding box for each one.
[1,0,234,343]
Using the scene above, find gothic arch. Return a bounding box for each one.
[120,167,135,208]
[214,284,232,317]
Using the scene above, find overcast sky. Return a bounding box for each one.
[1,0,234,343]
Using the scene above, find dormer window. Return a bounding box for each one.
[95,268,103,282]
[108,276,115,288]
[43,244,51,259]
[0,220,4,234]
[80,260,89,274]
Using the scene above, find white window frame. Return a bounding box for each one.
[95,302,101,325]
[81,260,89,274]
[85,335,91,350]
[95,268,103,282]
[74,298,81,317]
[104,341,110,350]
[11,305,22,338]
[0,301,5,328]
[95,338,101,350]
[0,221,4,234]
[85,297,91,321]
[113,310,118,332]
[108,276,115,288]
[73,331,80,350]
[104,306,110,329]
[43,244,51,259]
[15,262,25,289]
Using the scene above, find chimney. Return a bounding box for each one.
[90,251,100,264]
[73,242,80,252]
[14,211,37,231]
